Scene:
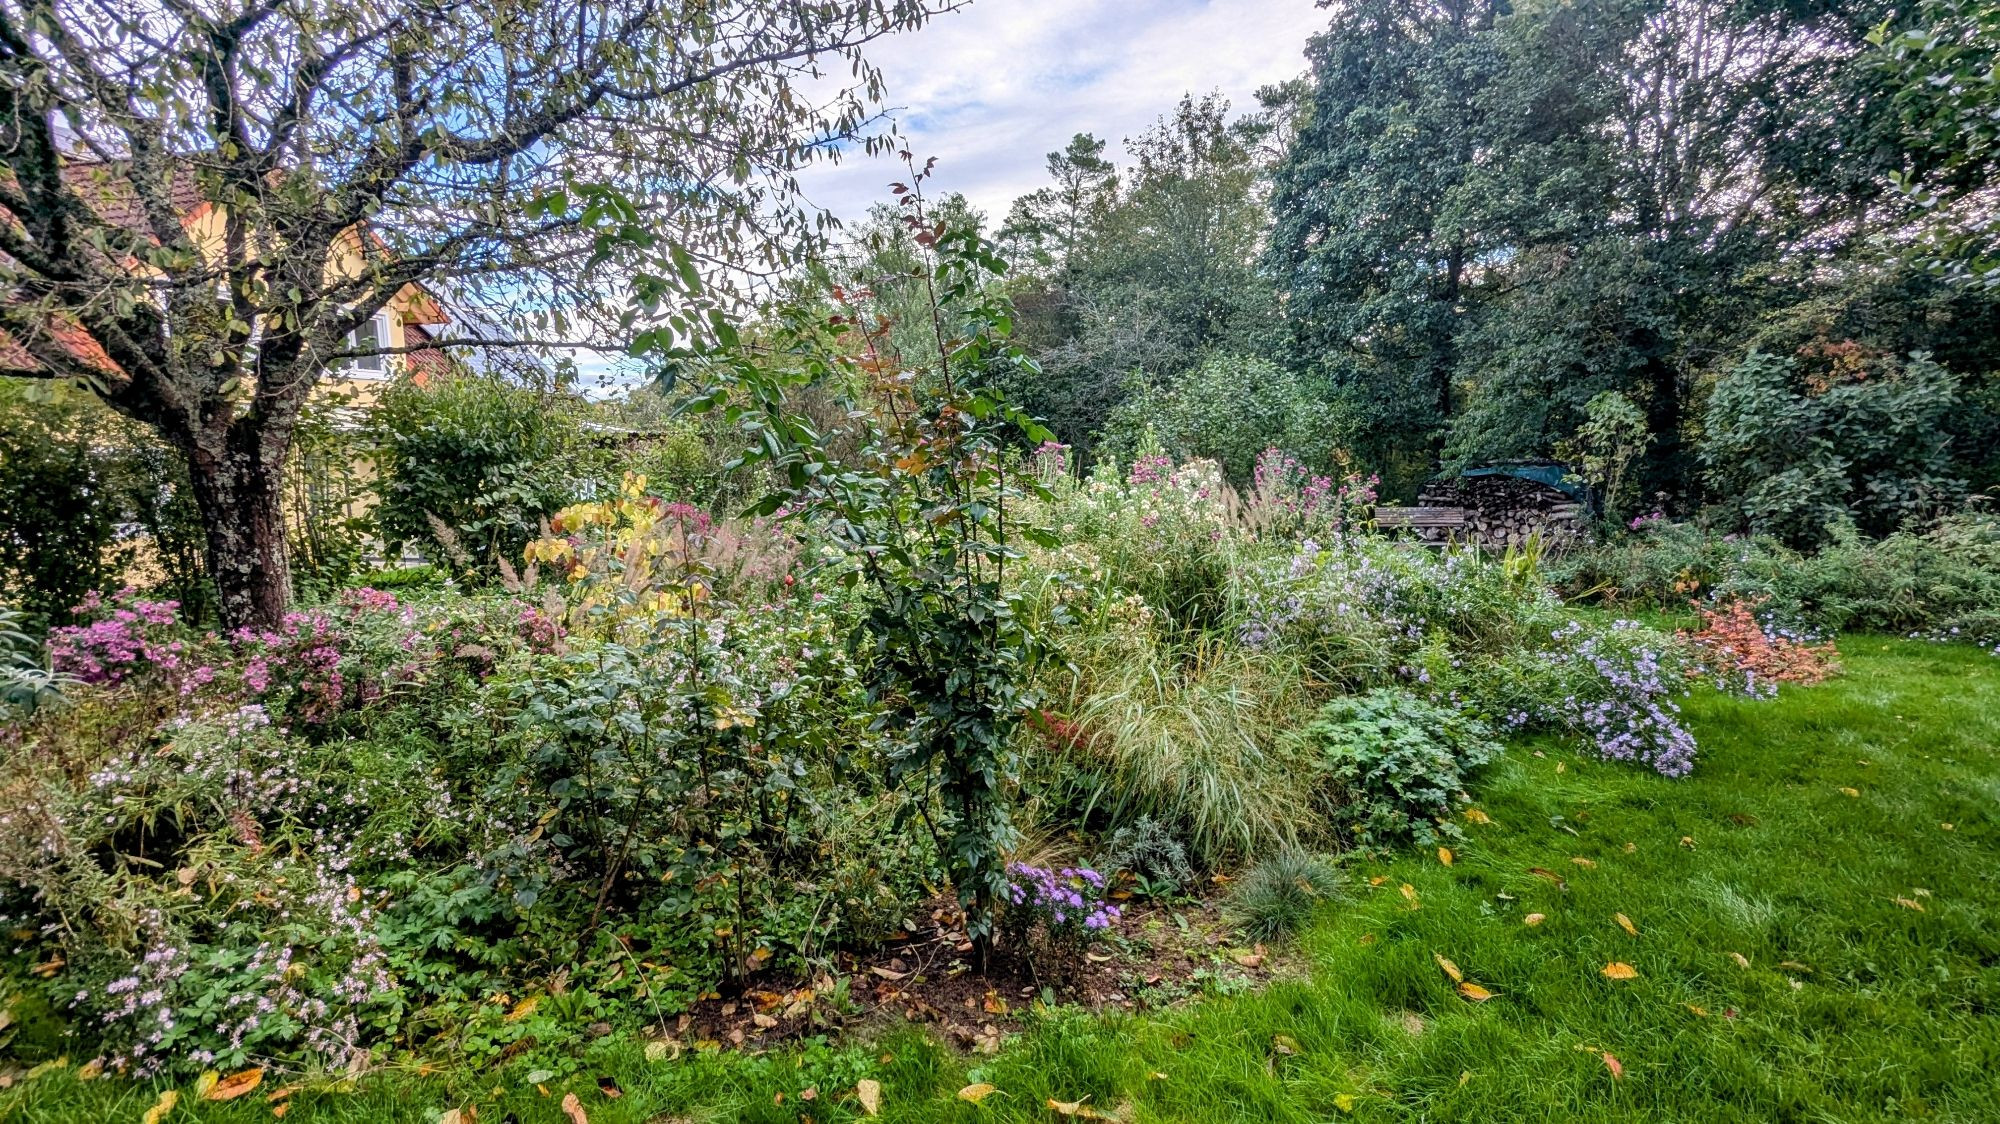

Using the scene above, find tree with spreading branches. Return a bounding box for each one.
[0,0,950,626]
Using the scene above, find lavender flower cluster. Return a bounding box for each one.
[1004,862,1121,943]
[1549,620,1698,777]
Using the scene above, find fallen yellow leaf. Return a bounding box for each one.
[1457,982,1496,1002]
[560,1092,588,1124]
[1685,1003,1708,1017]
[193,1072,219,1098]
[1399,883,1417,901]
[1601,962,1638,980]
[1523,913,1546,927]
[1571,856,1597,869]
[1434,953,1463,983]
[1271,1034,1302,1056]
[958,1082,998,1103]
[1728,952,1751,969]
[1840,787,1860,798]
[1464,808,1492,825]
[856,1078,882,1116]
[1334,1092,1357,1112]
[203,1068,263,1102]
[1046,1097,1119,1119]
[1615,913,1638,937]
[1894,897,1925,912]
[1437,847,1454,866]
[505,996,539,1022]
[140,1089,179,1124]
[1368,875,1386,886]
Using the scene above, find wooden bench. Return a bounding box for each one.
[1370,506,1470,532]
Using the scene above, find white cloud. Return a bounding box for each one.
[795,0,1327,226]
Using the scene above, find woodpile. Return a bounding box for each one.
[1373,469,1592,551]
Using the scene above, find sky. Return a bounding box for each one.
[574,0,1330,392]
[793,0,1331,227]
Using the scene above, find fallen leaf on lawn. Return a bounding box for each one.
[1941,822,1954,831]
[644,1038,682,1062]
[1685,1003,1709,1016]
[203,1068,264,1101]
[1615,913,1638,937]
[505,996,539,1022]
[439,1112,463,1124]
[1148,1072,1168,1081]
[983,990,1010,1013]
[1434,953,1463,983]
[1894,897,1925,912]
[76,1058,103,1082]
[1600,1052,1623,1080]
[29,957,63,978]
[1047,1097,1118,1119]
[1464,808,1492,825]
[1779,961,1812,972]
[23,1057,67,1081]
[1334,1092,1357,1112]
[1437,847,1454,866]
[1623,842,1637,853]
[1271,1034,1302,1056]
[1601,962,1638,980]
[1399,883,1417,901]
[800,1086,817,1101]
[957,1082,998,1103]
[1523,913,1546,927]
[1840,787,1860,798]
[1457,982,1496,1002]
[856,1078,882,1116]
[560,1092,588,1124]
[1571,856,1597,869]
[140,1089,179,1124]
[1679,836,1696,849]
[1234,949,1266,968]
[1556,761,1567,773]
[193,1072,218,1098]
[1358,932,1376,945]
[597,1075,623,1099]
[272,1106,289,1119]
[525,1069,555,1085]
[1528,867,1567,888]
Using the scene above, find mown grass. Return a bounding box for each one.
[8,638,1998,1122]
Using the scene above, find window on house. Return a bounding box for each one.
[340,311,393,376]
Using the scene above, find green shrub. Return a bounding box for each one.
[1225,851,1344,943]
[1702,348,1963,546]
[1554,514,2000,646]
[369,375,596,576]
[1293,688,1500,848]
[1097,816,1196,897]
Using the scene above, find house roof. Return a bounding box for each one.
[2,157,449,374]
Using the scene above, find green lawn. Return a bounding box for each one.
[8,638,1999,1123]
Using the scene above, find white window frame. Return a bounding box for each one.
[339,310,395,378]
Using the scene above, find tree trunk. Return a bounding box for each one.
[182,425,293,631]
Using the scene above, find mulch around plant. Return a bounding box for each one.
[652,896,1283,1057]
